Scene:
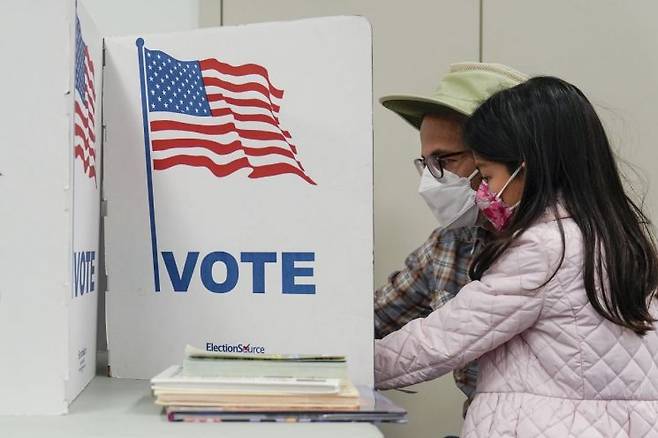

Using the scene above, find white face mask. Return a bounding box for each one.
[418,167,479,230]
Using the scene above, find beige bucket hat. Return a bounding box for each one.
[380,62,529,129]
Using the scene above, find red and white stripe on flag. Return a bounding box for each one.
[73,17,97,185]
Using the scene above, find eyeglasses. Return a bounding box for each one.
[414,150,471,180]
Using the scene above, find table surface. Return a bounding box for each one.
[0,374,384,438]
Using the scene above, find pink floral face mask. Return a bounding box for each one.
[475,165,523,232]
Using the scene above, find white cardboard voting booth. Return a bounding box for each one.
[68,1,103,408]
[0,0,101,414]
[103,17,374,386]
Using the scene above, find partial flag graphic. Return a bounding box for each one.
[73,16,97,185]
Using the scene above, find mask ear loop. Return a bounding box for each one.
[495,163,524,200]
[467,168,479,181]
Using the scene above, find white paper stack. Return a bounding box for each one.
[150,345,360,413]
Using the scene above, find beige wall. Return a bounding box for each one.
[483,0,658,224]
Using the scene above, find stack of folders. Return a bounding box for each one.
[151,345,403,423]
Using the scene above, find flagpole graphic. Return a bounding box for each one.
[136,37,161,292]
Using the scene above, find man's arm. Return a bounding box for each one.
[374,227,460,339]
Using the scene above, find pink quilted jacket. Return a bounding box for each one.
[375,210,658,437]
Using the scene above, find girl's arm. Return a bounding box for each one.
[374,229,550,390]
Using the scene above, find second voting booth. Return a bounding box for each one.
[0,2,102,414]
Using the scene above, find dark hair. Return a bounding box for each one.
[464,76,658,335]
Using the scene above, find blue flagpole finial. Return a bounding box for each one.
[136,38,144,48]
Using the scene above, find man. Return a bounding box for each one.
[374,63,528,415]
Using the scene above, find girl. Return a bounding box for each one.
[374,77,658,437]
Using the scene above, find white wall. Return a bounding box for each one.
[81,0,206,36]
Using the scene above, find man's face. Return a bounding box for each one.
[419,114,479,190]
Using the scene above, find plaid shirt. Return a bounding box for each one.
[374,225,489,416]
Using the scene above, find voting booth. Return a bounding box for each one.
[102,17,374,386]
[0,1,101,414]
[68,2,103,409]
[1,4,373,415]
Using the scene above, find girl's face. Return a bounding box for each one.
[473,154,525,206]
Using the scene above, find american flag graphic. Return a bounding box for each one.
[141,47,316,185]
[73,16,97,185]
